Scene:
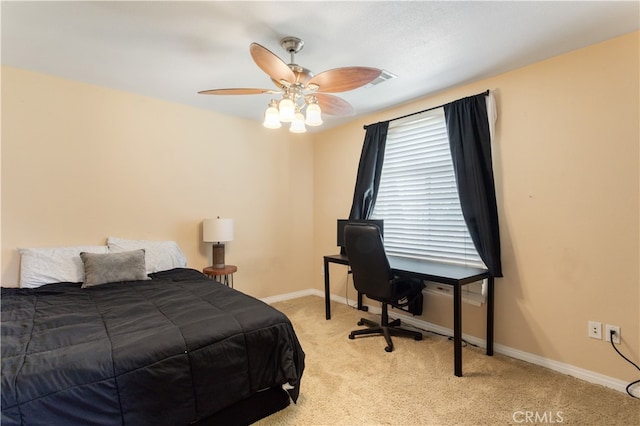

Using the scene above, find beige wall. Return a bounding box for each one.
[1,67,315,298]
[312,32,639,381]
[2,31,638,383]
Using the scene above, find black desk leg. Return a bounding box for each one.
[486,276,494,356]
[324,259,331,320]
[453,283,462,377]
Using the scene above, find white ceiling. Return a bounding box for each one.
[2,1,638,130]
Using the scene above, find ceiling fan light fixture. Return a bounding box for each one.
[278,96,295,122]
[305,102,323,126]
[290,112,307,133]
[263,100,281,129]
[199,37,384,132]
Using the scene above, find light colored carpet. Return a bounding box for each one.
[256,296,639,425]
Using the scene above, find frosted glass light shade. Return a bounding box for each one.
[278,98,295,122]
[203,218,234,242]
[263,105,281,129]
[289,112,307,133]
[305,103,323,126]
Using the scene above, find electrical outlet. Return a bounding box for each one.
[605,325,621,344]
[588,321,602,339]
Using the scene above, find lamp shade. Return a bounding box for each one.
[278,98,295,122]
[289,112,307,133]
[263,100,281,129]
[203,218,234,242]
[305,103,323,126]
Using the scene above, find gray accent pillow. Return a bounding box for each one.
[80,249,149,288]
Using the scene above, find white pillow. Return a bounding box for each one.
[19,245,109,288]
[107,237,187,273]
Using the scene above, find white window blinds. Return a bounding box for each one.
[371,108,485,268]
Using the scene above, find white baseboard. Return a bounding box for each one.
[262,290,636,397]
[260,289,320,305]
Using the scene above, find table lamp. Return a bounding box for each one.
[203,217,234,268]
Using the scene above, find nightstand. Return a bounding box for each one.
[203,265,237,288]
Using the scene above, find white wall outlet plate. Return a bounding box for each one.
[605,325,621,344]
[588,321,602,339]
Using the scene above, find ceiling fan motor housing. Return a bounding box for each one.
[272,37,313,86]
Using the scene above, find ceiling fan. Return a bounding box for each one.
[198,36,384,132]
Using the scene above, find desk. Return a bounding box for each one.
[323,254,494,377]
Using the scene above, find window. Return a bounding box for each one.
[370,108,486,303]
[371,107,483,266]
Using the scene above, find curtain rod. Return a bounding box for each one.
[363,89,489,130]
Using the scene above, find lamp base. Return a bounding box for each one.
[212,243,226,269]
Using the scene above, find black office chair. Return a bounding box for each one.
[344,223,425,352]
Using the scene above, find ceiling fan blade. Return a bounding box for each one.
[308,67,382,93]
[198,88,279,95]
[315,93,355,116]
[250,42,296,85]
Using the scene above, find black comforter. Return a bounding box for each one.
[1,268,305,425]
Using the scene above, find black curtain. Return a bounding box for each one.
[444,94,503,277]
[348,121,389,220]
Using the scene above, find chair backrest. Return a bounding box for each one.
[344,223,394,301]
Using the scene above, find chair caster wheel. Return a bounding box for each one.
[357,320,364,326]
[385,346,393,353]
[348,334,355,340]
[415,335,423,341]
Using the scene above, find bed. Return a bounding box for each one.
[1,240,305,425]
